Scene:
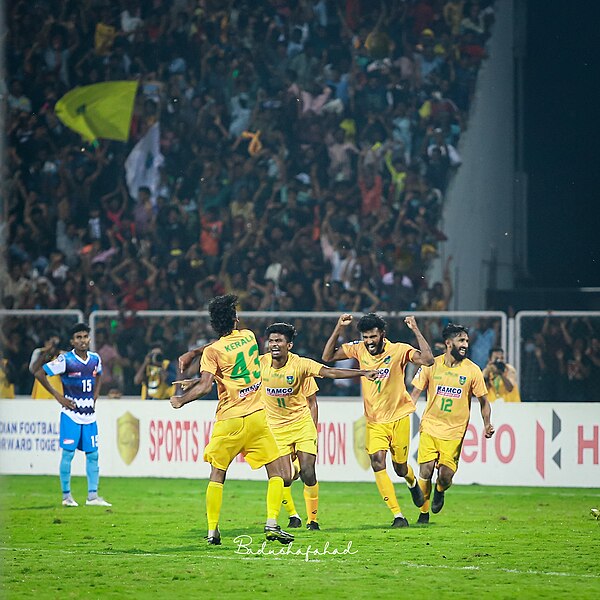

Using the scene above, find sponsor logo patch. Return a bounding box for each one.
[266,387,293,396]
[239,381,262,398]
[435,385,462,398]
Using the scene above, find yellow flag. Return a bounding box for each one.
[55,81,138,143]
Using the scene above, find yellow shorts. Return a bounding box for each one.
[271,412,318,457]
[204,409,280,470]
[417,431,462,472]
[366,416,410,464]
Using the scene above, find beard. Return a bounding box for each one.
[450,346,465,362]
[367,338,384,354]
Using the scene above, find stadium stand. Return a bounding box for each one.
[2,0,496,395]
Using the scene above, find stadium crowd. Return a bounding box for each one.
[520,316,600,403]
[2,0,499,396]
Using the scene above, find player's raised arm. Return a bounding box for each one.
[318,365,379,381]
[477,394,495,438]
[404,316,434,366]
[178,343,209,374]
[170,370,215,409]
[322,314,353,362]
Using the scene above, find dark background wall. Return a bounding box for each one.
[525,1,599,288]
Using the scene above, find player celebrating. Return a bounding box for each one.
[170,295,294,546]
[33,323,111,507]
[322,313,434,528]
[410,323,495,524]
[261,322,378,531]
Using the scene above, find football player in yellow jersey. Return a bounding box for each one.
[323,313,434,528]
[482,347,521,403]
[170,295,294,546]
[262,322,378,532]
[410,323,495,524]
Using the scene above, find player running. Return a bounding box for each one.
[322,313,434,528]
[178,321,379,532]
[261,322,378,531]
[170,295,292,546]
[410,323,495,524]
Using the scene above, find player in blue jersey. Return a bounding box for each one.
[33,323,111,507]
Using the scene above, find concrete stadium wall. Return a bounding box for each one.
[430,0,517,309]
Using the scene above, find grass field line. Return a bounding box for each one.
[2,547,598,577]
[396,560,600,579]
[0,546,316,563]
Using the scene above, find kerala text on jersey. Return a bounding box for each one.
[223,334,255,353]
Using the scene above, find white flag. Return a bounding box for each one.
[125,122,164,203]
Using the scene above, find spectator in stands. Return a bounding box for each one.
[469,318,497,369]
[28,331,63,399]
[482,347,521,403]
[134,345,176,400]
[3,0,495,386]
[94,328,124,397]
[0,348,16,399]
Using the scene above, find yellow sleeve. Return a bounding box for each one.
[471,367,488,398]
[341,341,360,360]
[302,377,319,397]
[200,345,219,375]
[411,365,429,391]
[299,357,325,379]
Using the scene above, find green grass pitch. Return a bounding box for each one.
[1,475,599,599]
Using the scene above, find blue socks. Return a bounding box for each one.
[61,449,101,499]
[86,450,99,499]
[60,449,75,497]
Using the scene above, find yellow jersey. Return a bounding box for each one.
[200,329,263,421]
[342,339,416,424]
[0,359,15,398]
[485,364,521,402]
[30,348,63,399]
[412,355,487,440]
[259,353,321,428]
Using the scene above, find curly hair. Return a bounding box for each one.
[442,323,469,340]
[70,322,90,338]
[357,313,387,333]
[265,322,297,343]
[208,294,238,337]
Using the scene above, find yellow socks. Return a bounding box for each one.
[374,470,401,516]
[282,486,298,517]
[304,483,319,523]
[267,476,284,521]
[418,478,432,513]
[206,481,224,531]
[405,464,416,487]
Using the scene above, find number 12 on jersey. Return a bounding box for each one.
[440,397,453,412]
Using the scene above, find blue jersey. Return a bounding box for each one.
[44,350,102,425]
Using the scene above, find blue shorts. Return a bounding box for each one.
[60,413,98,453]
